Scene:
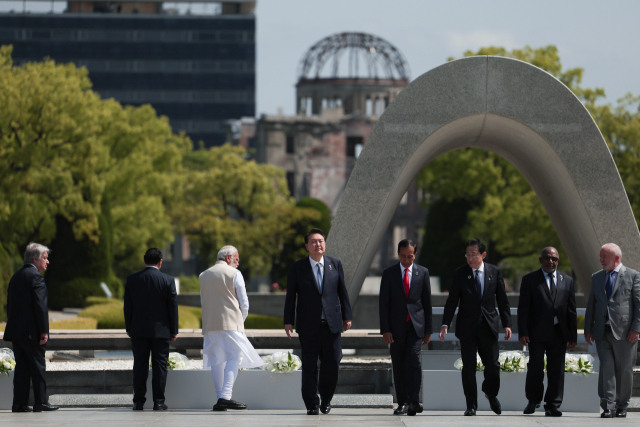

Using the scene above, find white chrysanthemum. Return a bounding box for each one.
[453,358,463,371]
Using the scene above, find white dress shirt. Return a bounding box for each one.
[542,268,559,325]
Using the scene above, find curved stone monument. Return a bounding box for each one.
[327,56,640,302]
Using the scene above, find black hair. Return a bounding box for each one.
[465,238,486,254]
[397,239,417,254]
[304,228,325,244]
[144,248,163,265]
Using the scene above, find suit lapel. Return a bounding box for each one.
[480,264,491,302]
[610,266,625,299]
[322,258,333,293]
[465,265,481,300]
[305,259,321,295]
[408,264,420,299]
[539,269,553,302]
[553,271,566,308]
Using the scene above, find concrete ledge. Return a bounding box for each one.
[332,394,393,408]
[49,394,132,408]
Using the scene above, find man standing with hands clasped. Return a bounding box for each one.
[379,239,432,416]
[439,238,512,416]
[518,247,577,417]
[584,243,640,418]
[284,228,353,415]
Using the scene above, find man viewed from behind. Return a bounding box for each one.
[284,228,353,415]
[584,243,640,418]
[4,243,58,412]
[518,247,577,417]
[199,245,263,411]
[379,239,432,416]
[124,248,179,411]
[439,238,512,416]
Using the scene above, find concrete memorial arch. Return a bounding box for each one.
[327,56,640,304]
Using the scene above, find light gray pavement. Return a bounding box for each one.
[1,408,639,426]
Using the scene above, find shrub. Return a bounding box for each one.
[50,317,98,330]
[49,277,109,310]
[78,300,125,329]
[178,275,200,293]
[84,296,115,307]
[577,315,585,330]
[245,313,284,329]
[178,306,201,329]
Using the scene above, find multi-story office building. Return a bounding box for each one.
[0,1,255,148]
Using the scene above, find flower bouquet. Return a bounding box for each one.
[454,351,528,372]
[0,348,16,376]
[454,352,485,371]
[149,352,189,370]
[565,354,594,375]
[261,351,301,373]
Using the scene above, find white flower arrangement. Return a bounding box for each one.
[564,354,594,375]
[149,352,189,370]
[261,351,301,373]
[0,348,16,376]
[454,351,527,372]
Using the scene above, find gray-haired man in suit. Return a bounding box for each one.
[584,243,640,418]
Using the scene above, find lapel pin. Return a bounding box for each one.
[560,275,563,281]
[489,275,492,281]
[415,271,418,276]
[329,265,332,271]
[468,275,471,279]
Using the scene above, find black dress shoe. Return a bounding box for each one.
[464,408,476,416]
[307,405,319,415]
[320,402,331,414]
[545,406,562,417]
[601,409,615,418]
[523,401,538,414]
[213,398,247,411]
[153,403,168,411]
[616,408,627,418]
[486,394,501,415]
[33,402,59,412]
[406,402,422,416]
[11,405,32,413]
[393,403,408,415]
[132,403,144,411]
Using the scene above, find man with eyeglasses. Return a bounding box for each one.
[584,243,640,418]
[440,238,512,416]
[518,247,577,417]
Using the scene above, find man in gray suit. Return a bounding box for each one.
[584,243,640,418]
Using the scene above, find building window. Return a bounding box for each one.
[346,136,364,157]
[286,171,295,197]
[286,134,295,154]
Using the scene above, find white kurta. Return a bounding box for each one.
[202,270,263,369]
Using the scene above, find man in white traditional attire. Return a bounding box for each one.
[199,245,263,411]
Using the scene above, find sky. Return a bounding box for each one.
[255,0,640,116]
[2,0,639,117]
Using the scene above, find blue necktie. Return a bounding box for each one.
[316,263,323,294]
[475,269,482,300]
[605,271,614,300]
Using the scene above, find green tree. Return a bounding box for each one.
[296,197,331,235]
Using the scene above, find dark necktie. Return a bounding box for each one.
[475,269,482,300]
[548,273,556,303]
[403,268,411,322]
[605,271,614,300]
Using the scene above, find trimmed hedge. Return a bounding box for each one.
[178,275,200,293]
[50,317,98,330]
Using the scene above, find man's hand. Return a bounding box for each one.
[439,326,448,342]
[422,334,431,346]
[170,334,178,343]
[585,332,594,346]
[39,333,48,345]
[504,327,512,341]
[519,335,530,346]
[627,330,639,343]
[284,324,294,339]
[382,332,394,344]
[342,320,352,332]
[568,342,577,351]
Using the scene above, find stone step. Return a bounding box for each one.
[48,393,394,409]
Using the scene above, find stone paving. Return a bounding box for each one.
[1,408,639,426]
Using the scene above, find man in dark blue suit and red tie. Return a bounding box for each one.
[284,228,353,415]
[379,239,432,416]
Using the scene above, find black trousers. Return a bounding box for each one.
[298,323,342,409]
[131,337,170,405]
[526,324,567,409]
[460,318,500,410]
[390,320,422,404]
[11,339,47,406]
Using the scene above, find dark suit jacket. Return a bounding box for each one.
[284,256,353,335]
[124,267,179,339]
[379,263,432,338]
[518,269,577,343]
[3,265,49,341]
[442,263,511,340]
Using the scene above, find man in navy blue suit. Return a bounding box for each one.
[379,239,432,416]
[124,248,179,411]
[284,228,353,415]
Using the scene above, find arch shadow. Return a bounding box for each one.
[327,56,640,303]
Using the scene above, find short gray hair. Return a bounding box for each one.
[601,243,622,258]
[24,242,50,264]
[217,245,238,260]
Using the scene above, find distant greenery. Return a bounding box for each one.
[245,313,284,329]
[178,275,200,293]
[50,317,98,330]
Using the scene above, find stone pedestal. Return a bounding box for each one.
[0,370,14,410]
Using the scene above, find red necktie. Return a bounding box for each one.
[404,268,411,321]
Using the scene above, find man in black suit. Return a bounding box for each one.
[284,228,353,415]
[440,238,512,416]
[124,248,179,411]
[379,239,432,416]
[4,243,58,412]
[518,246,577,417]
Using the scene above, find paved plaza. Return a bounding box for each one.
[1,408,639,426]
